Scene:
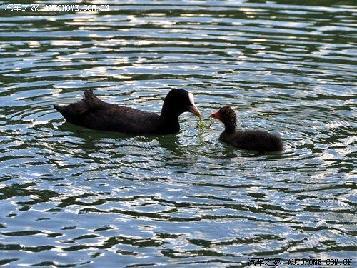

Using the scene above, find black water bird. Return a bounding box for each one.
[55,89,201,135]
[211,106,283,152]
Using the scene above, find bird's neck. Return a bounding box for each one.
[161,102,180,117]
[160,107,180,133]
[224,123,236,134]
[160,102,181,121]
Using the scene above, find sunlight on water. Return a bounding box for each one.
[0,0,356,266]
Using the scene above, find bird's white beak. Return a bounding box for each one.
[187,92,201,117]
[189,104,201,117]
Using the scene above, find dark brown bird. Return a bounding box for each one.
[54,89,201,135]
[211,106,283,152]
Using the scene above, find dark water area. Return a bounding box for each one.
[0,0,356,267]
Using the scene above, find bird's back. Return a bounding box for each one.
[55,90,162,134]
[220,129,283,152]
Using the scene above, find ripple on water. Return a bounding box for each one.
[0,0,356,266]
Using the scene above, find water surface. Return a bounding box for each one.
[0,0,356,267]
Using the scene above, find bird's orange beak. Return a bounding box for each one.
[211,111,220,120]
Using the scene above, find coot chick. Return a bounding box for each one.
[54,89,201,135]
[211,106,283,152]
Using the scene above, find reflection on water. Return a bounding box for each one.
[0,0,356,266]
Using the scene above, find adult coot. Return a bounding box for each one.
[211,106,283,152]
[55,89,201,135]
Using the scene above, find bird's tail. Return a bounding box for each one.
[83,89,104,108]
[84,89,94,100]
[54,90,103,119]
[54,104,65,114]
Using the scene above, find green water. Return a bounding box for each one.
[0,0,356,267]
